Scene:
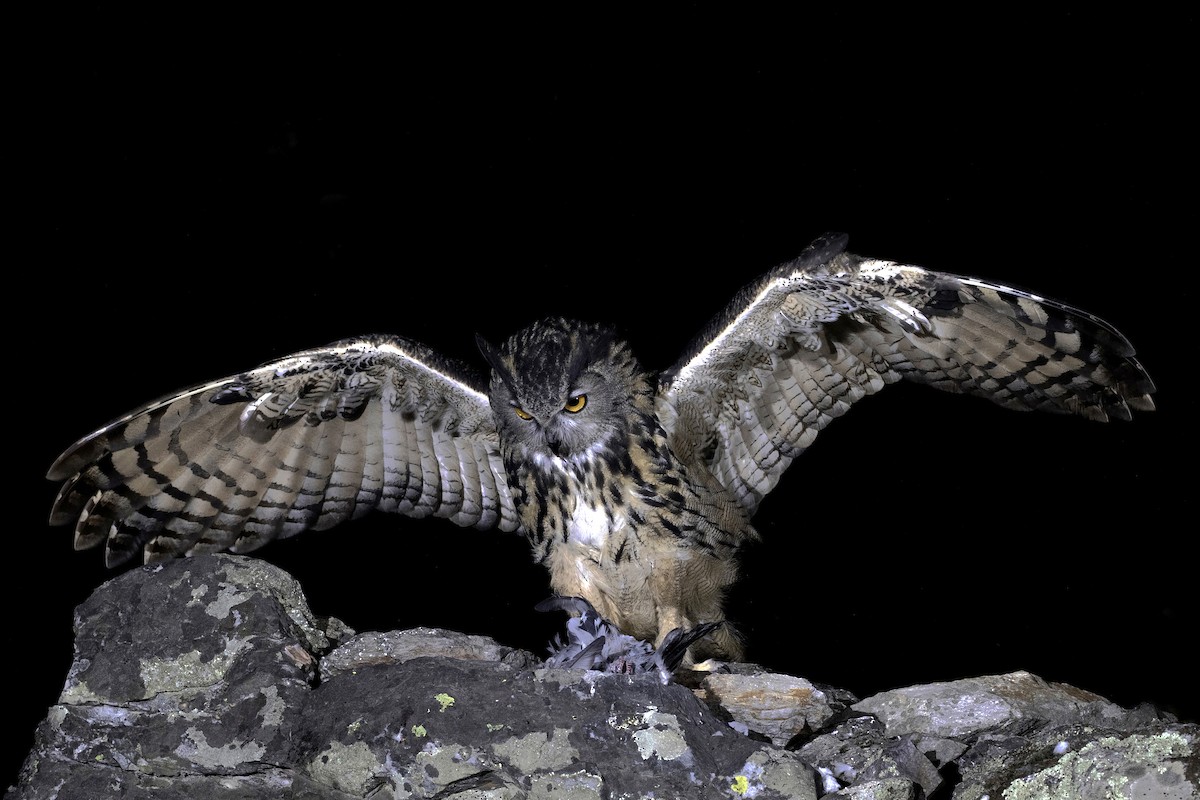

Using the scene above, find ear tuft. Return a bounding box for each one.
[475,333,501,372]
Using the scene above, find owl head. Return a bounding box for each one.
[476,317,651,463]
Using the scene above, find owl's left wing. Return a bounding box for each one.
[656,233,1156,516]
[48,335,519,567]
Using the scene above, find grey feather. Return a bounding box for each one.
[537,596,722,682]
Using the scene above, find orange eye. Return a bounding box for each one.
[513,406,533,421]
[563,394,587,413]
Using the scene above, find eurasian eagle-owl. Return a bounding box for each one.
[47,233,1155,661]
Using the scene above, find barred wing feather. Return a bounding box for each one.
[658,234,1156,516]
[48,335,519,567]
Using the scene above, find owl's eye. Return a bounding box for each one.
[513,406,533,421]
[563,394,587,413]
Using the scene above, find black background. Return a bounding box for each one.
[9,7,1194,787]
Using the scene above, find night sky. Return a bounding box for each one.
[10,8,1193,787]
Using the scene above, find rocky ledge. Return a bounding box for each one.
[7,554,1196,799]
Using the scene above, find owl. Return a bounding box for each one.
[47,233,1155,662]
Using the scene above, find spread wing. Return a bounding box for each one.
[48,335,520,567]
[657,233,1156,515]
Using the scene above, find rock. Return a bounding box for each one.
[695,669,857,747]
[852,671,1164,738]
[798,713,944,797]
[848,672,1199,799]
[7,554,1197,799]
[824,777,918,799]
[320,628,542,678]
[292,658,816,798]
[952,720,1198,800]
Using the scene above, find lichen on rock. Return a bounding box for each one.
[8,555,1196,800]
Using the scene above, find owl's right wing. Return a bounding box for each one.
[656,233,1156,517]
[48,335,520,567]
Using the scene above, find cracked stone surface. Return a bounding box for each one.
[8,554,1197,799]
